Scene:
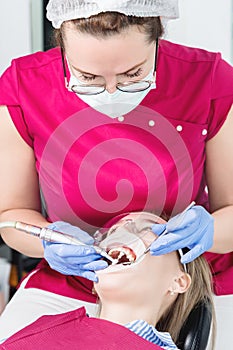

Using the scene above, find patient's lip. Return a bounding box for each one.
[107,246,136,265]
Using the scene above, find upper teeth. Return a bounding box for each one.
[108,246,136,263]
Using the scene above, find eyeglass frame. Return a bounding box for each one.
[61,38,159,95]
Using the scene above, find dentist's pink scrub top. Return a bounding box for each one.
[0,40,233,296]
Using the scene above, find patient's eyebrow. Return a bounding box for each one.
[71,59,147,76]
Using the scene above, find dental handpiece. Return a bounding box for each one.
[0,221,115,263]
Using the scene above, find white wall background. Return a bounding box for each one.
[0,0,32,75]
[165,0,233,63]
[0,0,232,75]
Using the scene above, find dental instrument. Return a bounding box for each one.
[144,201,196,254]
[122,201,196,266]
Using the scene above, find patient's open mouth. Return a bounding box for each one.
[107,246,136,265]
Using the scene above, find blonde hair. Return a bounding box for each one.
[156,254,216,349]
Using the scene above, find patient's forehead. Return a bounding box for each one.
[117,212,166,226]
[112,212,166,247]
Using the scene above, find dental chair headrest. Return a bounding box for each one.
[177,299,212,350]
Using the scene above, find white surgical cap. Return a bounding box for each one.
[46,0,179,29]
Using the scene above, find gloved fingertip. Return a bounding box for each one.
[80,246,97,255]
[151,223,166,236]
[95,261,109,270]
[180,256,189,264]
[149,250,162,257]
[85,238,95,245]
[89,275,98,283]
[83,260,108,271]
[181,252,195,264]
[181,245,204,264]
[81,271,98,282]
[151,248,174,257]
[79,233,94,245]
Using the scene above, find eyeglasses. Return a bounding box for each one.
[94,214,152,243]
[61,39,159,95]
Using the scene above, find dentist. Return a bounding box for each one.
[0,0,232,345]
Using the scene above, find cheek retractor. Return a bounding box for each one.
[98,230,146,271]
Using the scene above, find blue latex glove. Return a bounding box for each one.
[43,221,108,282]
[150,206,214,263]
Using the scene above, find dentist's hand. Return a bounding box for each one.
[150,206,214,263]
[43,221,108,282]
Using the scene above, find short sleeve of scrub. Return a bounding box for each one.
[207,56,233,140]
[0,60,33,147]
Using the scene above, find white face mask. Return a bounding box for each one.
[68,70,156,119]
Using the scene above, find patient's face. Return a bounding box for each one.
[94,212,182,302]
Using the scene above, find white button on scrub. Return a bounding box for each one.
[176,125,183,132]
[148,120,155,127]
[202,129,207,136]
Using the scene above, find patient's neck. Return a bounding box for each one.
[99,298,160,326]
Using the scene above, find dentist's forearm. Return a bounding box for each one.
[0,209,49,257]
[209,205,233,254]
